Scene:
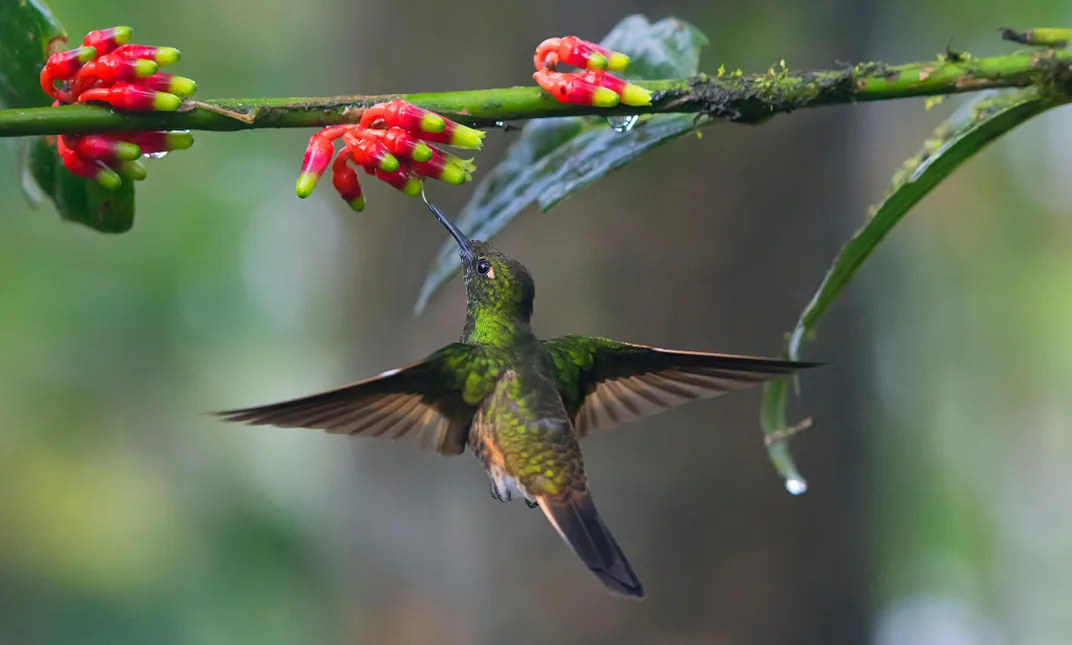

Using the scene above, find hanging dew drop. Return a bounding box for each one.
[143,151,168,160]
[785,477,808,495]
[607,114,639,133]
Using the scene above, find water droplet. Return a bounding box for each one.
[143,151,168,160]
[785,477,808,495]
[607,115,639,133]
[494,121,505,128]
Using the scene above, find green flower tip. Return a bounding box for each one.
[295,173,319,198]
[412,142,433,162]
[379,154,400,173]
[113,26,134,45]
[165,132,195,150]
[348,195,366,212]
[95,168,122,191]
[155,47,181,66]
[168,76,197,98]
[114,142,142,161]
[120,160,147,181]
[152,92,182,111]
[419,112,446,133]
[133,59,159,78]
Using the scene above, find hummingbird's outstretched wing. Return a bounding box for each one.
[215,343,502,455]
[543,335,823,436]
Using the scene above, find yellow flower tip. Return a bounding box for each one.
[152,92,181,111]
[619,83,652,107]
[348,195,366,212]
[585,52,609,70]
[450,126,485,150]
[605,52,630,72]
[295,173,319,198]
[591,87,620,108]
[168,76,197,98]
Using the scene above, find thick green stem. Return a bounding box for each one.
[1,48,1069,137]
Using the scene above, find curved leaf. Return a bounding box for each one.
[416,15,708,311]
[0,0,65,109]
[760,86,1069,494]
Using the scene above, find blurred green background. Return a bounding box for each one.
[2,1,1071,643]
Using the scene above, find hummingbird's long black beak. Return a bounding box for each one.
[422,188,473,261]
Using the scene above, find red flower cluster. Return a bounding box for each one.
[296,100,485,211]
[533,36,651,108]
[40,26,197,188]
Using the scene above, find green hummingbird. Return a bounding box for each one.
[216,195,821,599]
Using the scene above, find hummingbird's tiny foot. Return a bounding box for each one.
[525,499,538,509]
[489,483,507,503]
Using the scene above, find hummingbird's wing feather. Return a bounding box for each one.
[543,335,824,436]
[215,343,500,455]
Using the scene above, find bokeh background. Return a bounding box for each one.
[2,1,1071,643]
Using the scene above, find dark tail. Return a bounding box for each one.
[537,492,645,599]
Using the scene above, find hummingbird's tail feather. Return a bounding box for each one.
[536,493,644,599]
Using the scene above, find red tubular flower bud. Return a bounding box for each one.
[40,46,97,99]
[358,99,445,135]
[360,127,434,162]
[534,36,629,72]
[580,70,652,107]
[135,72,197,98]
[111,44,181,66]
[295,132,337,198]
[373,166,422,197]
[74,134,142,161]
[533,69,619,108]
[111,131,194,155]
[82,26,133,55]
[76,54,158,85]
[58,136,121,189]
[342,132,400,173]
[408,146,474,185]
[331,147,365,211]
[77,82,182,111]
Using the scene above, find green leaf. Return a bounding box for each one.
[0,0,138,233]
[0,0,66,109]
[759,86,1068,493]
[416,15,708,311]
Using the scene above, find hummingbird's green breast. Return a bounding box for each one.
[471,362,586,501]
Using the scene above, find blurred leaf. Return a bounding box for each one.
[760,86,1068,492]
[0,0,66,109]
[416,15,708,311]
[0,0,137,233]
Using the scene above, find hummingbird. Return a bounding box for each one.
[216,194,821,599]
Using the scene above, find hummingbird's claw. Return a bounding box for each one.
[525,499,538,509]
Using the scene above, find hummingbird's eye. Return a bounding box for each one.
[476,259,492,276]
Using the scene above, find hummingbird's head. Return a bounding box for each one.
[424,193,535,330]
